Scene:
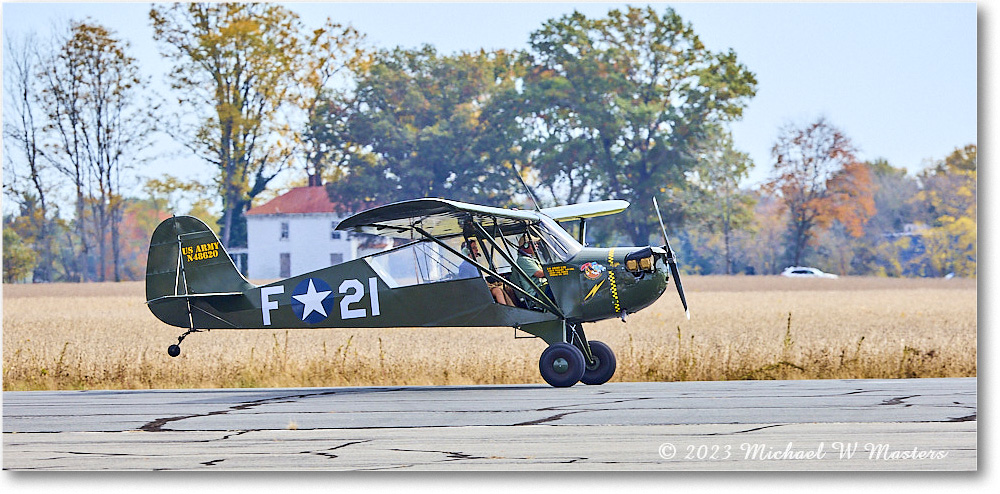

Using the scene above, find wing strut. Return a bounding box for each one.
[411,225,565,319]
[468,219,565,317]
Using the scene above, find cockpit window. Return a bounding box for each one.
[531,216,583,263]
[365,239,478,288]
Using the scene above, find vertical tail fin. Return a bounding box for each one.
[145,216,253,305]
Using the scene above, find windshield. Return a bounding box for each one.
[533,215,583,262]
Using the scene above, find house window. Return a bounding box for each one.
[229,253,248,276]
[280,221,289,240]
[279,253,290,278]
[331,253,344,265]
[331,221,341,240]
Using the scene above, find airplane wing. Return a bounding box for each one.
[336,198,542,239]
[337,198,630,239]
[540,200,629,222]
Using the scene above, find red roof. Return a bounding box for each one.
[246,186,340,215]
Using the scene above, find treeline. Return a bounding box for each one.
[679,142,977,277]
[3,3,976,282]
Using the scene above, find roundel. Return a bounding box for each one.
[290,278,335,324]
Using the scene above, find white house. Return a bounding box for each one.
[244,185,386,280]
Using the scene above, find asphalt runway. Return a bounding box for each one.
[3,377,976,470]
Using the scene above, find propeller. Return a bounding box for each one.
[653,196,690,320]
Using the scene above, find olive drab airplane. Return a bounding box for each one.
[145,197,689,387]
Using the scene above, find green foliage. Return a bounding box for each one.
[3,226,37,283]
[683,127,757,273]
[325,46,526,210]
[519,6,757,244]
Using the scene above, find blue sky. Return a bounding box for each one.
[2,1,979,190]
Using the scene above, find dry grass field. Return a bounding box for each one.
[1,276,976,391]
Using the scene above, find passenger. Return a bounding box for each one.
[461,238,515,306]
[458,239,481,279]
[515,235,555,303]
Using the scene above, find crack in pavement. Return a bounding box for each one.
[139,388,405,432]
[510,397,654,426]
[388,448,488,461]
[536,397,653,411]
[512,410,585,426]
[879,395,919,406]
[705,424,787,435]
[947,413,976,422]
[301,439,372,459]
[218,430,251,441]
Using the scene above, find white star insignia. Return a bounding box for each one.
[292,279,332,320]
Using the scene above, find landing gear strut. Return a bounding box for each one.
[167,327,201,358]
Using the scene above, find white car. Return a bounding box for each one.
[780,266,838,279]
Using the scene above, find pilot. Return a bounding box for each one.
[461,238,514,306]
[516,235,555,303]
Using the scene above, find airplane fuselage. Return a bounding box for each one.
[149,245,670,332]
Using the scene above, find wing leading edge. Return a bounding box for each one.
[336,198,629,239]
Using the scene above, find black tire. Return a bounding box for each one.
[580,341,616,385]
[539,342,586,387]
[167,345,181,357]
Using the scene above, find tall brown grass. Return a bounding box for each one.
[1,276,976,390]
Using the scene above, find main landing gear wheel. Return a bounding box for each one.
[580,340,616,385]
[539,342,586,387]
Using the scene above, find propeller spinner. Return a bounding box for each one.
[653,196,690,320]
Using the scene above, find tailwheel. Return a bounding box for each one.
[539,342,586,387]
[166,326,202,358]
[580,340,616,385]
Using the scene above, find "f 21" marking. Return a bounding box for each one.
[261,277,381,325]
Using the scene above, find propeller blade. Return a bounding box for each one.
[668,258,690,320]
[653,196,690,320]
[653,196,670,251]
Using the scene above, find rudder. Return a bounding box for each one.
[146,216,253,305]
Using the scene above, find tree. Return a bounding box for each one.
[686,127,756,274]
[3,32,58,281]
[912,144,977,277]
[733,192,787,275]
[865,159,921,235]
[141,174,220,230]
[325,46,526,210]
[848,159,922,276]
[39,20,155,281]
[765,117,875,267]
[519,6,757,244]
[2,226,37,283]
[916,144,977,226]
[296,19,365,186]
[150,3,304,248]
[942,143,976,173]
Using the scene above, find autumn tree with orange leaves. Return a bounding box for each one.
[765,118,875,268]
